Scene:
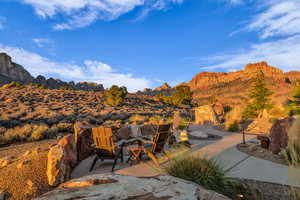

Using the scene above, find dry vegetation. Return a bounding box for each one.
[0,86,189,145]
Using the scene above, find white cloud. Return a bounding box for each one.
[0,44,152,92]
[198,35,300,72]
[247,0,300,39]
[18,0,185,30]
[196,0,300,72]
[32,38,53,47]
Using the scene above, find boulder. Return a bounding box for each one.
[47,144,72,186]
[269,117,295,154]
[74,121,93,161]
[35,174,230,200]
[246,109,273,134]
[57,134,77,167]
[195,105,220,125]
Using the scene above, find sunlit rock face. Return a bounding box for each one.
[35,174,230,200]
[0,53,34,82]
[0,52,104,91]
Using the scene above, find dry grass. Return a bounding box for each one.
[0,124,57,145]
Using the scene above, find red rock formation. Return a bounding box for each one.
[187,62,300,106]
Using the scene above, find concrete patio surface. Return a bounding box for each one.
[71,125,300,188]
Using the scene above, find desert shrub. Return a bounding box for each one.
[242,71,273,119]
[59,86,74,91]
[225,106,243,130]
[282,118,300,167]
[52,122,73,133]
[172,85,193,106]
[165,156,252,199]
[105,85,128,106]
[285,81,300,116]
[29,124,49,141]
[227,121,240,132]
[148,115,165,124]
[129,115,148,124]
[178,117,191,130]
[1,81,23,89]
[156,85,193,106]
[1,124,51,144]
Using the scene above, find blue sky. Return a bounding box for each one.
[0,0,299,91]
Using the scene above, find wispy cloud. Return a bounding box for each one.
[197,35,300,72]
[19,0,185,30]
[247,0,300,39]
[32,38,53,48]
[196,0,300,72]
[0,45,152,91]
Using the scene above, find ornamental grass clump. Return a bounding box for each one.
[165,156,253,200]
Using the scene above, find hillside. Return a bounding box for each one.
[187,62,300,107]
[0,52,104,91]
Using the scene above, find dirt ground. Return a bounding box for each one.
[237,142,287,165]
[0,140,56,200]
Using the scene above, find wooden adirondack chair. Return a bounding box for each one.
[89,127,124,172]
[127,124,171,166]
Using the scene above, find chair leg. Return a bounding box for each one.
[144,150,160,166]
[112,155,119,172]
[120,147,124,163]
[89,156,99,172]
[126,154,132,163]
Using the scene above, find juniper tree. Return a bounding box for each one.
[105,85,128,106]
[243,70,273,119]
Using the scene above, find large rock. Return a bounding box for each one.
[74,121,93,161]
[246,109,273,134]
[269,117,295,154]
[35,174,230,200]
[47,134,77,186]
[195,104,223,125]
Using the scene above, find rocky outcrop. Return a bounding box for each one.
[246,110,273,134]
[195,103,224,125]
[36,174,230,200]
[0,53,34,83]
[0,52,104,91]
[74,122,93,161]
[187,61,300,107]
[269,117,295,154]
[154,83,171,91]
[47,134,77,186]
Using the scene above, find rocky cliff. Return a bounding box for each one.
[0,53,34,83]
[0,52,104,91]
[187,61,300,107]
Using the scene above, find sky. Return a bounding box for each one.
[0,0,299,92]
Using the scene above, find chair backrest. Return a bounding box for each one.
[151,124,171,153]
[92,127,115,153]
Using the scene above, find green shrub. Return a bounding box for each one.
[285,81,300,116]
[171,85,193,106]
[165,156,252,199]
[227,121,240,132]
[1,81,23,89]
[105,85,128,106]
